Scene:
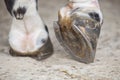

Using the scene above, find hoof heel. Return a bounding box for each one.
[9,37,54,60]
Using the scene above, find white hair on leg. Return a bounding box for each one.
[59,0,103,25]
[8,0,50,55]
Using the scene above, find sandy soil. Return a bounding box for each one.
[0,0,120,80]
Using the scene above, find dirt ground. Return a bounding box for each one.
[0,0,120,80]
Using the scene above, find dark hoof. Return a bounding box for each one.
[9,48,18,56]
[34,37,54,61]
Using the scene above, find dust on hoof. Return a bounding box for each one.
[32,52,53,61]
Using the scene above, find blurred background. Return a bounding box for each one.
[0,0,120,80]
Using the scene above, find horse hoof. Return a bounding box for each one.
[54,0,103,63]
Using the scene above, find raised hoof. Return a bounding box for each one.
[54,0,103,63]
[54,20,101,64]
